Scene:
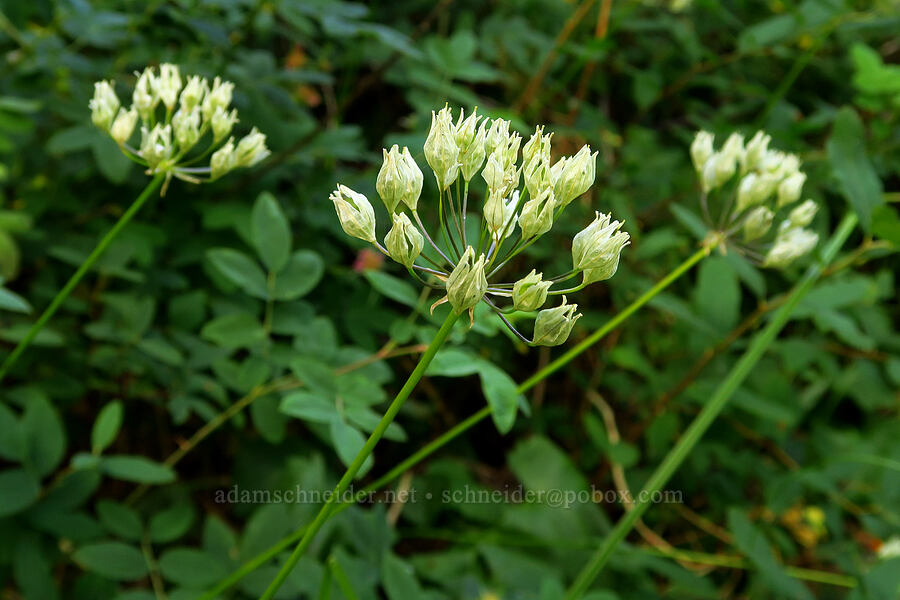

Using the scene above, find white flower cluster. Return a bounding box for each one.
[331,106,630,346]
[690,130,819,268]
[89,64,269,191]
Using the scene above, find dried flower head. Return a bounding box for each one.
[89,65,269,194]
[329,105,629,346]
[690,129,819,269]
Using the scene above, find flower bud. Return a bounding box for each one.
[690,130,714,173]
[172,108,201,152]
[572,212,630,276]
[703,133,741,190]
[330,184,376,243]
[735,172,778,212]
[109,107,138,145]
[445,246,488,314]
[518,186,555,239]
[512,269,551,312]
[133,67,159,121]
[89,81,120,131]
[202,77,234,121]
[484,118,511,156]
[523,156,552,199]
[376,145,423,213]
[157,64,182,111]
[522,126,551,173]
[481,148,504,193]
[140,124,173,170]
[720,132,744,164]
[553,145,597,209]
[424,106,460,190]
[777,171,806,207]
[455,108,487,182]
[210,138,236,180]
[533,296,581,347]
[741,130,770,173]
[179,75,207,112]
[763,227,818,268]
[235,127,270,167]
[211,106,238,142]
[484,189,519,240]
[384,212,424,268]
[742,206,774,241]
[787,199,817,228]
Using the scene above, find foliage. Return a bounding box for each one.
[1,1,898,599]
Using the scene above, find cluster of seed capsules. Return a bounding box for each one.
[89,64,269,193]
[690,130,819,268]
[330,106,631,346]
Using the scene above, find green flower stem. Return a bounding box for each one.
[563,211,858,600]
[0,174,165,384]
[201,244,715,600]
[258,310,461,600]
[518,243,711,392]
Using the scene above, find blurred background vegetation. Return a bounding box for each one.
[1,0,899,598]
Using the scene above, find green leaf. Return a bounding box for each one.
[0,286,32,313]
[871,204,900,244]
[329,419,373,477]
[727,509,813,600]
[206,248,269,299]
[149,503,195,543]
[289,357,337,396]
[96,500,143,541]
[0,402,23,461]
[693,256,740,332]
[72,542,148,581]
[477,363,521,434]
[92,135,132,184]
[669,203,709,240]
[91,401,123,455]
[280,392,338,423]
[100,455,176,484]
[158,548,228,587]
[22,394,66,477]
[252,192,292,273]
[0,468,41,517]
[201,313,267,349]
[383,554,425,600]
[826,106,883,231]
[250,394,288,444]
[427,348,482,377]
[363,270,419,307]
[272,250,324,300]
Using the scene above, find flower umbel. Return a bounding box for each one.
[328,106,629,346]
[89,65,269,194]
[691,129,819,269]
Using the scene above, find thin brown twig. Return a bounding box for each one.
[566,0,613,124]
[514,0,597,114]
[674,504,734,545]
[588,391,712,574]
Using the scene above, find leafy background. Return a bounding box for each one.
[1,0,899,598]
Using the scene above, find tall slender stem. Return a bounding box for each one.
[0,174,165,384]
[518,244,711,391]
[258,310,461,600]
[563,212,858,599]
[199,243,717,600]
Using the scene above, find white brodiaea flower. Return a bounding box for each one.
[88,66,269,194]
[691,128,819,269]
[329,105,630,347]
